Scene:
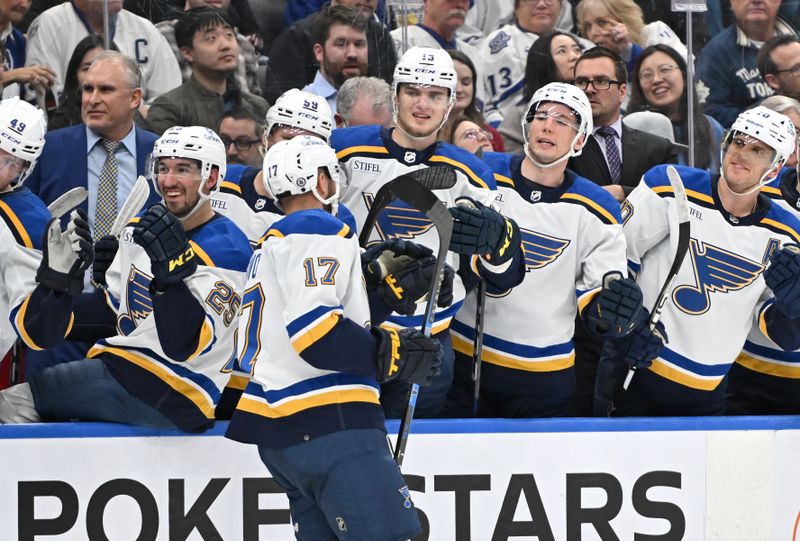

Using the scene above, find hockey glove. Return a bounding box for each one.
[36,209,94,295]
[92,235,119,287]
[132,204,196,289]
[373,327,443,386]
[584,271,644,339]
[448,197,520,265]
[362,239,433,288]
[605,308,668,370]
[765,244,800,319]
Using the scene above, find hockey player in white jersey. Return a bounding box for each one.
[604,107,800,416]
[331,46,525,418]
[226,135,440,541]
[0,126,252,431]
[447,82,647,416]
[212,89,339,244]
[0,98,93,364]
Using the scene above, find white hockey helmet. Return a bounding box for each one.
[265,89,333,143]
[150,126,227,217]
[262,135,341,213]
[722,106,797,187]
[521,82,593,169]
[0,97,47,186]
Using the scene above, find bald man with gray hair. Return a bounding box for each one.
[334,76,393,128]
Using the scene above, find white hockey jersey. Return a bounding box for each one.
[226,210,386,448]
[331,124,498,334]
[624,164,800,391]
[451,153,626,386]
[1,187,49,357]
[26,3,181,101]
[89,212,251,431]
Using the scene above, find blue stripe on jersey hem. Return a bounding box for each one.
[660,346,731,377]
[286,304,343,337]
[451,319,573,357]
[243,373,380,403]
[743,339,800,363]
[386,301,462,328]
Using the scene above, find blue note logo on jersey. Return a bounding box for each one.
[117,266,154,335]
[521,228,570,271]
[489,31,511,54]
[672,238,764,315]
[363,193,434,240]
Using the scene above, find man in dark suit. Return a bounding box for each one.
[569,47,677,202]
[25,50,159,378]
[567,47,677,415]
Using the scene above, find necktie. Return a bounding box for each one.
[596,126,622,184]
[95,139,121,238]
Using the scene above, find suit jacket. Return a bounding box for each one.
[568,124,678,195]
[26,123,160,210]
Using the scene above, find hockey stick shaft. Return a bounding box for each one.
[471,277,486,416]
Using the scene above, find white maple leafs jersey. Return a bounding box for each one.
[91,212,251,430]
[738,169,800,379]
[226,210,385,448]
[331,124,497,334]
[479,24,537,124]
[451,153,626,380]
[1,187,49,357]
[623,165,800,391]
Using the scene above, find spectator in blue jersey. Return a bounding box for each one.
[629,44,724,173]
[697,0,797,129]
[0,0,56,100]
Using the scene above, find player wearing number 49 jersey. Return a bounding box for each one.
[610,107,800,416]
[1,126,252,431]
[448,83,644,417]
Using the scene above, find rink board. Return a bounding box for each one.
[1,417,799,540]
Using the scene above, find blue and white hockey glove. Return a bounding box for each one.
[373,327,443,386]
[765,244,800,319]
[132,204,196,290]
[584,271,644,339]
[92,234,119,287]
[448,197,520,265]
[36,209,94,295]
[605,308,667,370]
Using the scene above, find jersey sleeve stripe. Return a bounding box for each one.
[224,374,250,391]
[0,199,33,248]
[220,181,242,195]
[652,185,715,207]
[494,173,514,187]
[428,155,489,189]
[256,228,284,247]
[758,299,774,342]
[189,240,216,267]
[337,223,351,238]
[185,317,215,362]
[759,218,800,244]
[559,193,619,225]
[451,332,575,371]
[735,352,800,378]
[761,185,781,197]
[576,287,602,315]
[87,345,217,418]
[11,295,45,350]
[287,305,344,353]
[336,145,390,160]
[648,360,725,390]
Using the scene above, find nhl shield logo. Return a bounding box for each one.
[255,198,266,210]
[404,151,416,164]
[489,31,511,54]
[530,190,542,202]
[336,517,347,532]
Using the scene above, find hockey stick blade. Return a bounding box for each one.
[110,175,150,237]
[359,174,453,468]
[47,187,87,218]
[408,166,457,190]
[623,165,691,390]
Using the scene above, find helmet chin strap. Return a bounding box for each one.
[719,165,779,197]
[523,130,582,170]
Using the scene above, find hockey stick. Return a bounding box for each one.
[359,171,454,468]
[471,278,486,416]
[110,175,150,237]
[622,165,690,389]
[47,187,88,218]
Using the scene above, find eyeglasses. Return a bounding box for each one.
[573,77,623,91]
[519,0,559,5]
[638,64,680,83]
[774,64,800,78]
[220,135,260,150]
[459,128,493,141]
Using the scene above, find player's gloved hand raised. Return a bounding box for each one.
[92,235,119,288]
[132,204,196,290]
[36,208,94,295]
[448,197,520,266]
[373,327,443,386]
[584,271,644,339]
[765,244,800,319]
[605,308,667,370]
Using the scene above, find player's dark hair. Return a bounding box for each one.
[628,44,715,171]
[312,4,368,47]
[175,6,234,50]
[757,34,800,79]
[575,46,628,84]
[219,105,265,139]
[523,31,582,103]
